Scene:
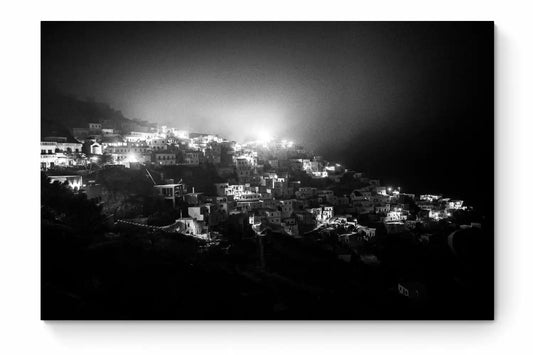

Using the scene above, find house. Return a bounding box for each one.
[104,142,151,165]
[100,136,126,150]
[184,188,204,205]
[375,204,391,214]
[419,194,442,202]
[40,139,84,169]
[40,152,57,170]
[41,141,57,155]
[322,206,334,221]
[124,131,157,142]
[294,210,315,226]
[249,214,263,226]
[203,144,221,164]
[174,217,206,236]
[383,210,407,222]
[248,208,283,227]
[43,136,82,154]
[235,200,262,213]
[276,199,295,218]
[235,191,262,202]
[225,184,246,197]
[308,205,335,223]
[148,137,167,151]
[188,205,208,222]
[88,122,102,133]
[127,142,151,155]
[264,210,282,225]
[82,141,102,155]
[429,209,448,220]
[447,200,464,210]
[214,197,234,216]
[153,183,186,208]
[183,151,201,166]
[40,151,74,169]
[101,128,117,136]
[154,152,176,165]
[295,187,317,199]
[317,190,335,203]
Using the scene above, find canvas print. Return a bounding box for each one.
[41,21,494,320]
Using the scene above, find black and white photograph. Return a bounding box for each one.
[40,21,494,320]
[5,1,533,353]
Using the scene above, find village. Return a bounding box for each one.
[40,119,482,278]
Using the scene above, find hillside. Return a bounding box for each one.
[41,91,140,137]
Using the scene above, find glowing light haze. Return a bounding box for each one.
[42,22,435,146]
[42,22,493,205]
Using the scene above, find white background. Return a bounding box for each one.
[0,0,531,354]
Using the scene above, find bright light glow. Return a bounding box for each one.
[127,153,138,163]
[256,131,272,144]
[176,130,188,139]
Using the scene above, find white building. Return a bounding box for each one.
[148,137,168,151]
[124,131,157,142]
[183,151,201,166]
[154,152,176,165]
[83,141,102,155]
[43,137,82,154]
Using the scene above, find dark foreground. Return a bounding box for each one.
[42,212,492,319]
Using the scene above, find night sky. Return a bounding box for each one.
[42,22,493,209]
